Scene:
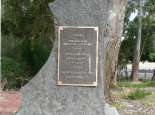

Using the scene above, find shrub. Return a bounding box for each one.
[1,34,52,90]
[20,35,51,75]
[149,52,155,62]
[1,57,29,89]
[127,89,151,100]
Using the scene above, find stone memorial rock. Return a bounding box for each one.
[17,0,126,115]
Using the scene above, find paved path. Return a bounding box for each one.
[0,91,21,115]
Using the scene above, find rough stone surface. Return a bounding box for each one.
[16,0,124,115]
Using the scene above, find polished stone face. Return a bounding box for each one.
[58,26,98,86]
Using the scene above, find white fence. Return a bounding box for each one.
[121,62,155,80]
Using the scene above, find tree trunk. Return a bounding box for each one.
[131,0,142,82]
[104,0,127,100]
[152,69,155,80]
[106,0,127,88]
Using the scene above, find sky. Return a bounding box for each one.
[129,9,138,21]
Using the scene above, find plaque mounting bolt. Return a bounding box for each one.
[59,26,64,30]
[94,27,98,31]
[58,81,63,85]
[93,82,97,86]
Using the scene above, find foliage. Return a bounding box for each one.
[20,35,51,74]
[1,0,55,89]
[1,57,29,89]
[149,52,155,61]
[118,0,155,69]
[140,0,155,61]
[126,88,151,100]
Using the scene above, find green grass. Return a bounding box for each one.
[126,89,151,100]
[118,80,155,88]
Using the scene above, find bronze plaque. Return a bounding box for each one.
[58,26,98,86]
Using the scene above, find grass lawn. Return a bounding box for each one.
[117,80,155,88]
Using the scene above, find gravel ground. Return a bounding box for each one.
[111,87,155,115]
